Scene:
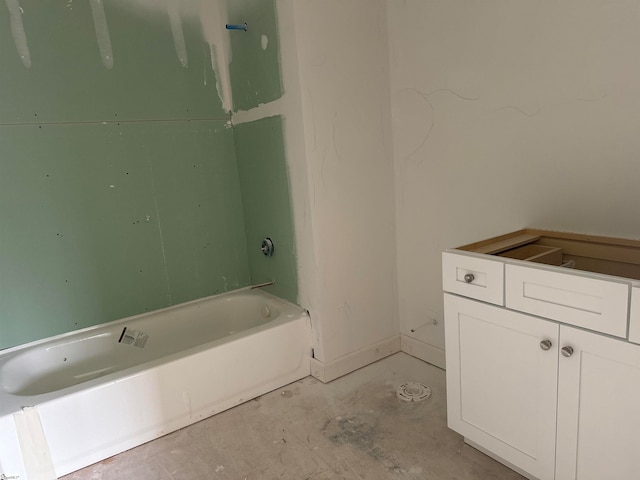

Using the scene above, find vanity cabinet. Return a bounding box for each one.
[443,229,640,480]
[555,325,640,480]
[444,294,558,479]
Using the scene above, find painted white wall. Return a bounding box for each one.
[388,0,640,359]
[283,0,399,364]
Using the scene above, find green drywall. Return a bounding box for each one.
[0,0,225,123]
[0,0,298,350]
[228,0,283,111]
[233,116,298,303]
[0,2,252,350]
[0,121,249,350]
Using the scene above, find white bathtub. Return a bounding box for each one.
[0,288,311,479]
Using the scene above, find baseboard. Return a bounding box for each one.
[310,335,401,383]
[400,335,446,369]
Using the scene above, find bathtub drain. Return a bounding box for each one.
[396,382,431,402]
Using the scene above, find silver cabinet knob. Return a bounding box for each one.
[561,346,574,358]
[539,339,552,351]
[464,273,475,283]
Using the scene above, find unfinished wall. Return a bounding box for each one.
[226,0,299,304]
[288,0,399,372]
[0,0,297,350]
[234,116,297,303]
[388,0,640,365]
[228,0,282,111]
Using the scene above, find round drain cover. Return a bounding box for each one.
[396,382,432,402]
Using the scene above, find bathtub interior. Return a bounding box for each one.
[0,288,311,480]
[0,288,295,398]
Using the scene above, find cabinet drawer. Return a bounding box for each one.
[629,287,640,344]
[505,264,629,338]
[442,252,504,305]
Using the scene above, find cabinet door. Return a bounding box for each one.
[556,326,640,480]
[444,294,559,480]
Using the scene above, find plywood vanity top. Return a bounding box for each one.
[454,229,640,280]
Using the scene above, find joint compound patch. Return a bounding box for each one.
[118,327,148,348]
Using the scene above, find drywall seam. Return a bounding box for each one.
[89,0,114,69]
[230,97,287,125]
[147,159,172,305]
[5,0,31,68]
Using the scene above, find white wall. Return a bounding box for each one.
[388,0,640,361]
[285,0,399,365]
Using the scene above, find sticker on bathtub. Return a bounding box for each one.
[118,327,148,348]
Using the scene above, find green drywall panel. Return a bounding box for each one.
[144,122,251,304]
[233,116,297,303]
[0,0,226,123]
[227,0,283,111]
[0,121,250,350]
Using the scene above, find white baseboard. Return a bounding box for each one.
[310,335,401,383]
[400,335,446,369]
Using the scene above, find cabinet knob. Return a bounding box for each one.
[561,346,574,358]
[539,339,552,351]
[464,273,475,283]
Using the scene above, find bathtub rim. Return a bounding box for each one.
[0,286,299,357]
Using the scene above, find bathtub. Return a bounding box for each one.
[0,288,311,479]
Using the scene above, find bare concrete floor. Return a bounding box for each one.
[62,353,523,480]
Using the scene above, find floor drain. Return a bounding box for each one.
[396,382,432,402]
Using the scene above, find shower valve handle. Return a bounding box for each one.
[261,238,274,257]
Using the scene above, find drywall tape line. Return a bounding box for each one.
[13,407,56,480]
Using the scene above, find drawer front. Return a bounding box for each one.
[442,252,504,305]
[506,264,629,337]
[629,287,640,344]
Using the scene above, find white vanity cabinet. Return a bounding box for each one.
[444,294,559,480]
[555,326,640,480]
[443,229,640,480]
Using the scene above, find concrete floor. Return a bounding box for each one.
[62,353,523,480]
